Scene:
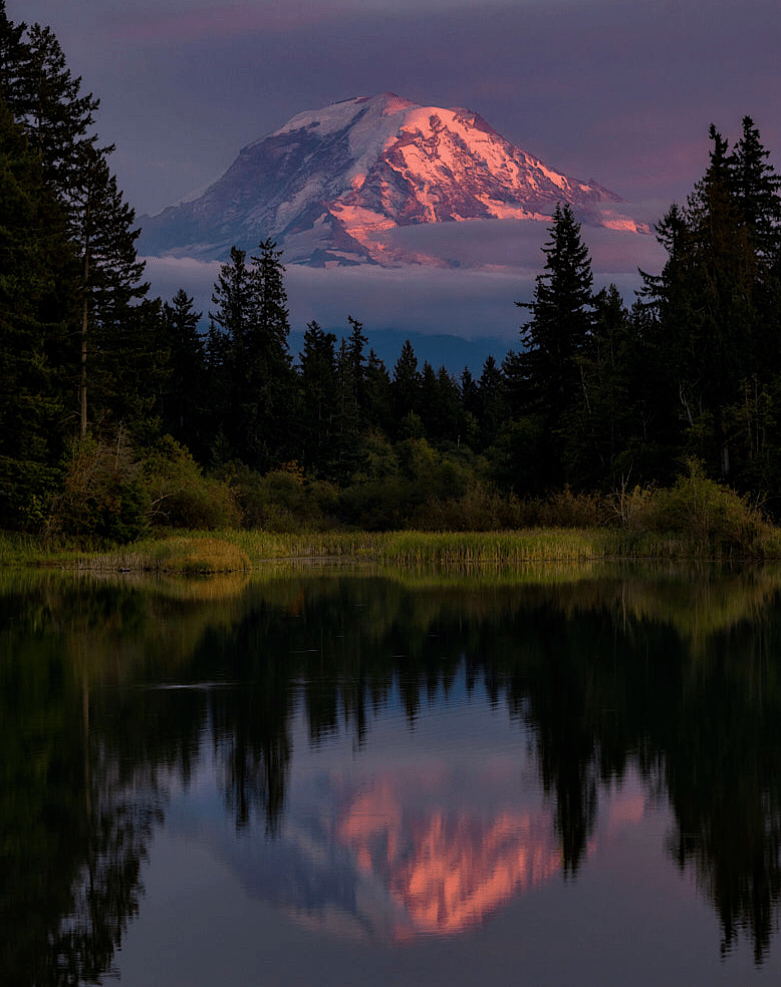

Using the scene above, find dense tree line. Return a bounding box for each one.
[2,3,781,539]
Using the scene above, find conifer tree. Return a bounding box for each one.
[207,241,295,470]
[640,122,775,479]
[0,1,26,105]
[159,290,205,455]
[248,238,295,469]
[12,22,100,194]
[363,349,392,434]
[0,98,76,526]
[70,140,148,437]
[476,354,507,449]
[509,203,594,487]
[514,203,594,416]
[345,315,368,425]
[729,116,781,266]
[562,284,639,487]
[0,5,149,439]
[298,321,338,476]
[392,340,421,433]
[727,117,781,382]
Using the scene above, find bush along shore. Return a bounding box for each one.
[3,461,781,571]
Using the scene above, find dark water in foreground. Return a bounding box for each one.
[2,563,781,986]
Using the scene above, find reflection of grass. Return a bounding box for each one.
[3,556,781,659]
[288,561,781,645]
[4,528,781,646]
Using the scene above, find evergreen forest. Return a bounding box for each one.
[3,3,781,545]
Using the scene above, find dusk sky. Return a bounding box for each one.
[9,0,781,342]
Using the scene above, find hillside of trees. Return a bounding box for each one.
[2,4,781,543]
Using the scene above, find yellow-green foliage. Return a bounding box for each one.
[614,460,781,556]
[144,437,241,530]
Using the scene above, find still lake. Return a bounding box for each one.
[2,561,781,985]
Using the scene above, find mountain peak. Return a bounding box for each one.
[139,94,647,267]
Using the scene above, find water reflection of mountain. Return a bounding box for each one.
[337,778,561,937]
[3,565,781,980]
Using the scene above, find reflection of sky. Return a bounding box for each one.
[114,668,781,987]
[157,672,658,943]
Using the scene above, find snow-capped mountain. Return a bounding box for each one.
[138,93,646,268]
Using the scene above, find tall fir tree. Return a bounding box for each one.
[0,5,149,440]
[391,339,421,435]
[345,315,368,425]
[207,241,295,470]
[513,203,594,416]
[247,238,296,469]
[561,284,640,487]
[363,349,392,435]
[476,354,507,450]
[640,121,779,481]
[508,203,594,488]
[158,290,206,456]
[71,140,149,437]
[297,321,338,477]
[0,97,76,526]
[728,116,781,267]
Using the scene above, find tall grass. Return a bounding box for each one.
[0,531,86,567]
[5,524,781,573]
[89,536,251,573]
[227,527,763,567]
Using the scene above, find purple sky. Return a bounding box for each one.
[9,0,781,340]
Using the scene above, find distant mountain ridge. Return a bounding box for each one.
[139,92,647,267]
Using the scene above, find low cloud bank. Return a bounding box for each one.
[140,216,666,340]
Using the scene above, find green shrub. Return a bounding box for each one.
[221,461,340,532]
[144,436,241,530]
[613,459,774,555]
[52,436,150,545]
[654,459,769,553]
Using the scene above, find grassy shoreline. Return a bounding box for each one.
[3,525,781,573]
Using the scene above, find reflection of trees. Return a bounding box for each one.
[0,580,205,985]
[659,629,781,962]
[498,596,781,962]
[0,625,157,984]
[45,767,160,985]
[181,571,781,959]
[4,569,781,970]
[197,611,292,834]
[213,685,290,834]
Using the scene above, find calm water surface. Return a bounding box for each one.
[2,563,781,985]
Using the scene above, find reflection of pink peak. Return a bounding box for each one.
[608,788,646,828]
[337,782,560,937]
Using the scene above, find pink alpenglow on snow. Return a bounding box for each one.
[138,93,650,269]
